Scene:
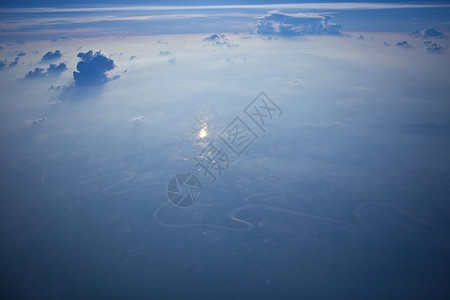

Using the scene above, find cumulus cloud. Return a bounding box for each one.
[203,34,238,47]
[24,63,67,79]
[256,11,341,36]
[73,50,116,86]
[410,27,444,38]
[396,41,411,48]
[41,50,62,61]
[424,41,443,53]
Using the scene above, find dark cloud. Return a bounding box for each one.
[41,50,62,61]
[24,63,67,79]
[73,50,116,86]
[256,11,341,36]
[395,41,411,49]
[424,41,443,53]
[129,55,136,61]
[357,35,365,40]
[0,60,6,70]
[410,27,444,39]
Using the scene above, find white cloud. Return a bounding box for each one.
[256,11,341,36]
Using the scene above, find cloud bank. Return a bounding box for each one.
[256,11,342,36]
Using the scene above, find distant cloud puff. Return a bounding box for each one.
[51,36,71,42]
[73,50,116,86]
[25,117,46,126]
[0,60,6,69]
[410,27,444,38]
[41,50,62,61]
[396,41,411,48]
[159,51,173,56]
[256,11,342,36]
[203,34,238,47]
[131,115,146,125]
[129,55,136,61]
[25,63,67,79]
[424,41,443,53]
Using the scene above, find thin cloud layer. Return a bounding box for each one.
[256,11,342,36]
[73,50,116,86]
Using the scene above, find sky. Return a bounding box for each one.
[1,1,450,299]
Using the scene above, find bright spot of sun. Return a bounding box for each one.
[198,127,208,139]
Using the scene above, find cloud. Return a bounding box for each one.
[410,27,444,38]
[256,11,342,36]
[395,41,411,48]
[25,117,47,126]
[41,50,62,61]
[0,52,25,70]
[203,34,238,47]
[8,56,19,67]
[424,41,443,53]
[24,68,46,79]
[47,63,68,76]
[73,50,116,86]
[51,36,71,42]
[24,63,67,79]
[159,51,173,56]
